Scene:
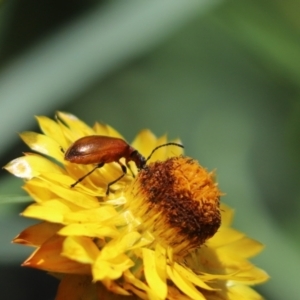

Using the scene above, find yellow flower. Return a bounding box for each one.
[4,112,269,300]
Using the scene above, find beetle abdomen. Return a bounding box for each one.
[64,135,130,165]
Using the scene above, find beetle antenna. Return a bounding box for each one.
[145,143,184,163]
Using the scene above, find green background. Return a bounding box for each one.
[1,0,300,299]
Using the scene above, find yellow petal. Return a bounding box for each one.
[3,154,64,179]
[207,227,245,249]
[200,271,238,282]
[155,244,167,282]
[228,284,265,300]
[20,131,64,163]
[59,223,119,239]
[173,263,215,291]
[216,251,253,272]
[62,236,99,264]
[167,264,206,300]
[102,278,131,296]
[124,232,153,250]
[143,247,167,299]
[36,115,69,150]
[123,270,154,299]
[131,129,157,158]
[23,179,56,203]
[23,179,84,210]
[64,206,118,224]
[147,134,168,162]
[33,176,99,209]
[100,232,141,260]
[62,165,108,196]
[93,254,134,280]
[41,171,83,186]
[23,235,90,274]
[56,112,94,137]
[230,266,270,285]
[166,138,184,157]
[219,236,265,259]
[38,171,106,198]
[199,264,269,285]
[220,203,235,227]
[190,245,257,275]
[168,286,195,300]
[22,200,70,223]
[93,122,124,139]
[13,222,62,246]
[111,210,138,228]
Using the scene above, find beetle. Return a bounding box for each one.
[64,135,183,195]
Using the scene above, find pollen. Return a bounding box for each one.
[126,156,222,255]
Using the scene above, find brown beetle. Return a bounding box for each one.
[64,135,183,194]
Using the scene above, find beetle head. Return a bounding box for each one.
[130,150,146,170]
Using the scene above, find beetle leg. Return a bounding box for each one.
[126,163,135,178]
[70,162,105,188]
[106,161,127,195]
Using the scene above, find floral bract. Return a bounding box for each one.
[4,112,269,300]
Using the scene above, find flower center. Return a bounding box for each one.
[125,156,221,255]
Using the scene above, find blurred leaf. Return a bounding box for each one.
[0,195,32,204]
[210,0,300,88]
